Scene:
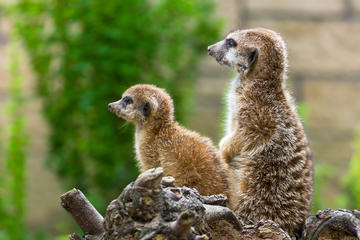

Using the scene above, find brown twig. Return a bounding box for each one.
[60,188,105,236]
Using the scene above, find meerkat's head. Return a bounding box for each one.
[108,84,174,127]
[208,28,287,80]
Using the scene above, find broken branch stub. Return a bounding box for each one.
[60,188,105,237]
[171,210,196,239]
[133,167,164,189]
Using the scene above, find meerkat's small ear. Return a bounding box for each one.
[142,102,151,117]
[248,48,259,68]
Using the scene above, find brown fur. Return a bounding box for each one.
[208,28,313,237]
[108,84,236,200]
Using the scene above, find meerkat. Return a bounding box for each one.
[108,84,235,199]
[208,28,313,237]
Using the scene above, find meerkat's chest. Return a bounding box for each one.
[225,80,243,135]
[135,130,154,157]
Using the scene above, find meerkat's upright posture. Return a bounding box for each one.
[108,84,234,198]
[208,28,313,237]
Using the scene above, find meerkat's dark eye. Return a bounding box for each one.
[122,96,133,104]
[142,102,151,116]
[121,96,133,107]
[225,38,237,48]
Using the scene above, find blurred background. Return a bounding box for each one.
[0,0,360,239]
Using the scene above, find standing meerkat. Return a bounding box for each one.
[108,84,234,198]
[208,28,313,237]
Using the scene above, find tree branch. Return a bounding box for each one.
[60,188,105,237]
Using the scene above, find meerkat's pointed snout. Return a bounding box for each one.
[207,40,230,67]
[108,99,131,121]
[207,43,220,58]
[108,96,134,114]
[207,45,213,55]
[108,101,119,114]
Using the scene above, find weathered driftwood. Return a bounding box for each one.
[61,168,360,240]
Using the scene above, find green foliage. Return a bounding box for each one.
[295,102,332,213]
[296,102,334,213]
[311,163,333,213]
[0,32,28,240]
[0,122,6,238]
[297,102,310,124]
[9,0,221,211]
[340,125,360,209]
[55,235,70,240]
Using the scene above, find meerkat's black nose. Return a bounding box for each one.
[207,46,214,56]
[108,103,112,109]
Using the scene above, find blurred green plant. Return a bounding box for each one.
[339,125,360,210]
[295,102,333,213]
[7,0,222,211]
[0,32,28,240]
[311,163,333,213]
[297,102,310,124]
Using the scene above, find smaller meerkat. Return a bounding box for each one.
[208,28,313,237]
[108,84,233,198]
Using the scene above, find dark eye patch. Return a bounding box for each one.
[122,96,133,105]
[142,102,151,116]
[120,96,133,108]
[225,38,237,48]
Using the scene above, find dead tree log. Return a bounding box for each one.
[60,168,360,240]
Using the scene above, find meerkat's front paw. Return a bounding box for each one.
[219,135,235,163]
[219,135,231,152]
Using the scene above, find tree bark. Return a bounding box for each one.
[60,168,360,240]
